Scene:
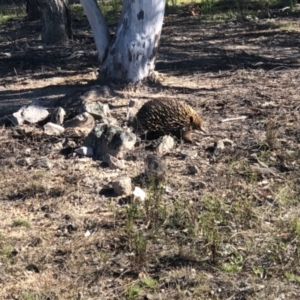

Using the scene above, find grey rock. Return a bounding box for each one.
[64,112,95,135]
[156,135,175,155]
[112,177,132,196]
[11,100,49,126]
[129,98,138,107]
[180,150,198,159]
[16,157,31,166]
[51,107,66,125]
[84,123,136,159]
[82,102,111,120]
[216,140,225,150]
[74,146,94,157]
[102,153,125,169]
[44,122,65,135]
[188,165,199,175]
[30,158,52,170]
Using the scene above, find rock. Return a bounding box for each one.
[11,100,49,126]
[84,123,136,159]
[64,112,95,135]
[156,135,175,155]
[16,157,31,166]
[102,153,125,169]
[112,177,132,196]
[51,142,64,151]
[144,154,167,183]
[29,158,52,170]
[51,107,66,125]
[11,109,25,126]
[198,181,207,189]
[43,122,65,136]
[79,86,115,120]
[64,112,94,128]
[24,148,31,156]
[216,140,225,150]
[188,165,199,175]
[102,116,118,126]
[133,186,147,202]
[74,146,94,157]
[82,102,111,120]
[180,150,198,159]
[129,98,138,107]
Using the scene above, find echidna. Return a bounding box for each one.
[133,99,205,142]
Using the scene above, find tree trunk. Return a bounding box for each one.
[26,0,40,20]
[79,0,110,62]
[102,0,166,82]
[38,0,72,45]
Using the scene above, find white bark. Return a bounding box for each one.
[101,0,166,82]
[80,0,110,62]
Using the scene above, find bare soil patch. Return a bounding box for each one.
[0,7,300,300]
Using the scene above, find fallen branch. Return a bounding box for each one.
[221,116,247,123]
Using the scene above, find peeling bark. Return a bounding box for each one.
[38,0,72,45]
[101,0,166,82]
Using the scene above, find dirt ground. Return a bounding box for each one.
[1,5,300,300]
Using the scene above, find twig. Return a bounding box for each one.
[221,116,247,123]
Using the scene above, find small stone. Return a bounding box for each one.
[82,177,94,187]
[30,158,52,170]
[102,153,125,169]
[216,140,225,150]
[51,107,66,125]
[133,187,146,202]
[74,146,94,157]
[44,122,65,135]
[16,157,31,166]
[198,181,207,189]
[51,142,64,151]
[188,165,199,174]
[156,135,175,155]
[112,177,132,196]
[164,186,173,194]
[129,98,138,107]
[24,148,31,156]
[180,150,198,159]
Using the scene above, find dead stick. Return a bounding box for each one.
[221,116,247,123]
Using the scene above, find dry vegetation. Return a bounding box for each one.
[1,1,300,299]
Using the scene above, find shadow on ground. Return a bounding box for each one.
[0,10,300,115]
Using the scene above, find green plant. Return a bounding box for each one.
[12,219,31,228]
[127,284,141,299]
[21,292,36,300]
[1,247,14,263]
[198,195,226,261]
